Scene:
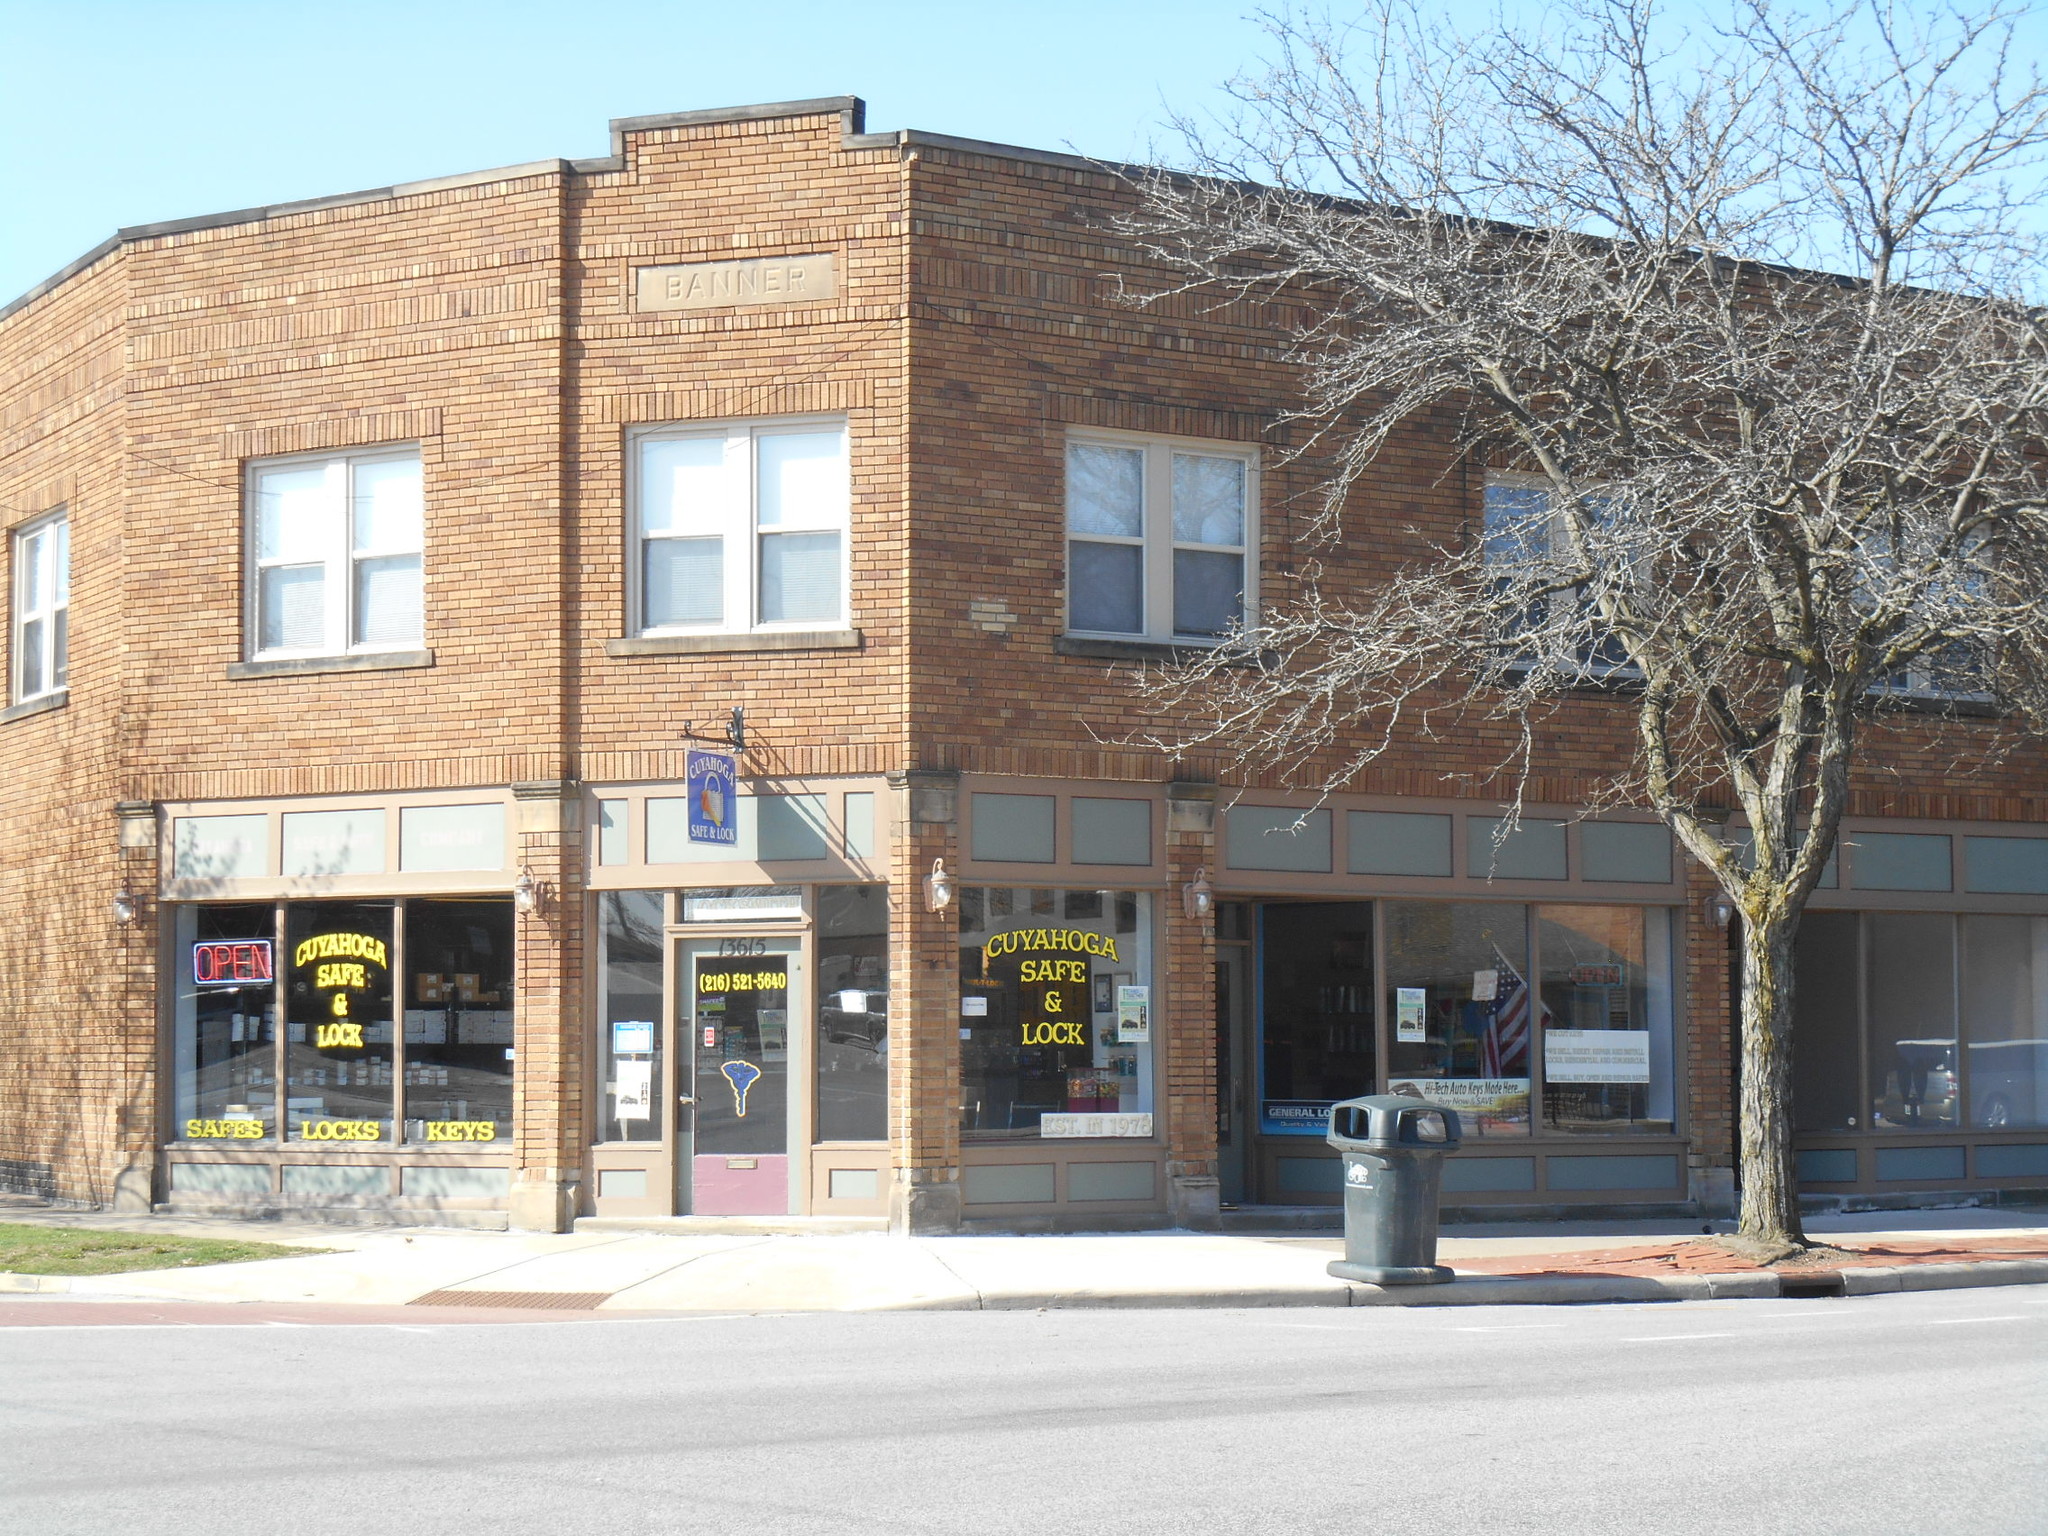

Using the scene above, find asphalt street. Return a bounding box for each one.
[2,1286,2043,1536]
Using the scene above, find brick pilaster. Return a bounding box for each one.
[1162,782,1221,1227]
[886,769,963,1232]
[1682,851,1737,1215]
[508,780,585,1231]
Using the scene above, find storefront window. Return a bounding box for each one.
[173,903,278,1141]
[1259,901,1376,1134]
[1867,913,1959,1130]
[284,901,396,1142]
[958,887,1153,1140]
[817,885,888,1142]
[599,891,665,1143]
[1537,905,1674,1133]
[402,899,514,1144]
[1793,912,1862,1131]
[1962,915,2048,1130]
[1382,902,1531,1135]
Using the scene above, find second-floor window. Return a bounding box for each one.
[1066,433,1254,643]
[247,447,423,659]
[1483,474,1634,676]
[12,510,69,702]
[632,419,849,635]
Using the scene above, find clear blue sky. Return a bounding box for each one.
[0,0,1315,304]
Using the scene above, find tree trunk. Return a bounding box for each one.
[1736,911,1807,1247]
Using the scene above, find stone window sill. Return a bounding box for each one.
[607,630,862,656]
[1057,636,1264,668]
[1,689,67,723]
[226,650,434,680]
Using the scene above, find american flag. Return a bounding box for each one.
[1481,951,1545,1076]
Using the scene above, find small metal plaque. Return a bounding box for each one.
[636,253,837,312]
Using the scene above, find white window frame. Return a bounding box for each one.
[1064,429,1258,645]
[628,416,851,637]
[243,445,424,661]
[12,509,69,703]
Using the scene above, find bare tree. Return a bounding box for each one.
[1121,0,2048,1246]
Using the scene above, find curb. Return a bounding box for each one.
[1344,1258,2048,1306]
[0,1273,73,1294]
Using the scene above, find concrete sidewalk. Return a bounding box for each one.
[3,1204,2045,1310]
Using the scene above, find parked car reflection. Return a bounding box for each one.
[1874,1037,2048,1129]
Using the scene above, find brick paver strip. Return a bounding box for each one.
[1453,1235,2048,1278]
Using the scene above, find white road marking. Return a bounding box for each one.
[1452,1324,1569,1332]
[1622,1332,1740,1342]
[1927,1315,2028,1325]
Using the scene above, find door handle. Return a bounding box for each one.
[676,1096,695,1105]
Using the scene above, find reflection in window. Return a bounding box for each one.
[1382,902,1531,1136]
[173,904,278,1141]
[816,885,888,1142]
[403,900,515,1144]
[1960,915,2048,1130]
[600,891,665,1142]
[1795,910,2048,1140]
[1866,913,1960,1130]
[958,887,1151,1140]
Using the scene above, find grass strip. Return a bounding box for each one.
[0,1222,327,1276]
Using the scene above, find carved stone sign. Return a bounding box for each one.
[635,253,837,312]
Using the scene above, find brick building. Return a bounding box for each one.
[4,97,2045,1231]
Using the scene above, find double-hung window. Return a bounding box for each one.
[1483,473,1634,676]
[12,511,69,703]
[632,419,849,635]
[1066,433,1254,643]
[247,448,423,659]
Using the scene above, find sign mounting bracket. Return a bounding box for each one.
[680,706,746,752]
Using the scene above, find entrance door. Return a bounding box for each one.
[675,935,803,1216]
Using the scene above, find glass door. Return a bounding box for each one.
[675,935,802,1215]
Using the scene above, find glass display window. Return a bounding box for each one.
[1866,913,1960,1130]
[1382,901,1532,1135]
[1961,914,2048,1131]
[284,901,396,1143]
[402,899,515,1144]
[1259,901,1378,1135]
[599,891,665,1143]
[1536,905,1674,1134]
[173,903,279,1141]
[957,887,1153,1140]
[1793,912,1863,1131]
[816,885,888,1143]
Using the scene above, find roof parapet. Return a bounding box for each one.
[0,94,1133,326]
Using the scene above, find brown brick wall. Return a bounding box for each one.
[0,104,2038,1211]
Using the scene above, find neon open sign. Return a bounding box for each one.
[193,940,273,986]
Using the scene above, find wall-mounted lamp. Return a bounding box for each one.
[1182,866,1215,921]
[513,865,548,915]
[924,857,955,913]
[110,889,137,926]
[1707,892,1736,930]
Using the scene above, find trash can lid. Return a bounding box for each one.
[1326,1094,1463,1150]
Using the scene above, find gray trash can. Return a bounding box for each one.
[1324,1094,1463,1285]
